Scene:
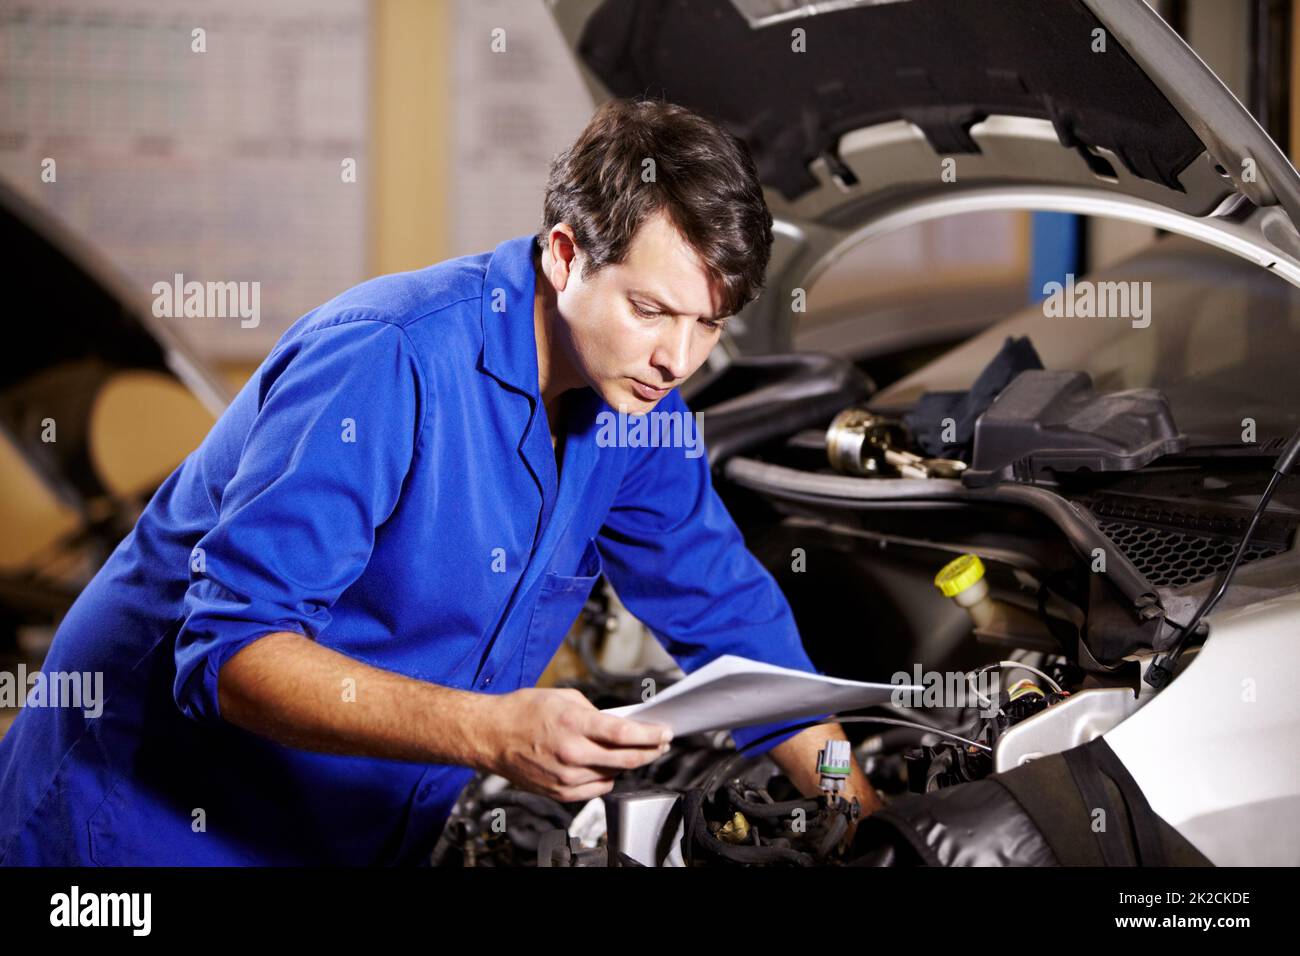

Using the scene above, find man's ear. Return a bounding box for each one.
[544,224,578,293]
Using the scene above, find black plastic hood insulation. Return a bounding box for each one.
[577,0,1207,200]
[0,196,171,390]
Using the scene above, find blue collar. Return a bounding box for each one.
[474,234,605,561]
[479,234,543,399]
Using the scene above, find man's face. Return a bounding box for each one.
[545,211,727,414]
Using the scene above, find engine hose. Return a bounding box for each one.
[684,789,815,867]
[482,791,574,829]
[659,748,723,791]
[575,616,678,693]
[815,812,849,861]
[697,751,753,798]
[725,786,820,821]
[503,821,547,854]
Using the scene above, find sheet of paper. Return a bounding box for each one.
[603,655,922,738]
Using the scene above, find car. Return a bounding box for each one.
[432,0,1300,867]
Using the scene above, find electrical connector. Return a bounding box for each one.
[816,739,852,796]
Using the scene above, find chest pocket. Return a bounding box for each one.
[519,537,603,687]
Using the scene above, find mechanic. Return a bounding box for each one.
[0,98,879,865]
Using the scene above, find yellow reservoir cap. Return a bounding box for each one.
[934,554,985,597]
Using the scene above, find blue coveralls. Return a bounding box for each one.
[0,234,822,865]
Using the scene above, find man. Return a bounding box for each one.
[0,98,878,865]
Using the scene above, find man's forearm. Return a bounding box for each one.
[217,631,496,769]
[770,722,883,814]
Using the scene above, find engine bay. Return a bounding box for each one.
[432,351,1300,867]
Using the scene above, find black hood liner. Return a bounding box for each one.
[0,189,185,503]
[578,0,1206,200]
[1,197,171,390]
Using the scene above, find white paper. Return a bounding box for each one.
[604,655,922,738]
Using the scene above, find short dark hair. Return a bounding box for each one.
[538,98,773,317]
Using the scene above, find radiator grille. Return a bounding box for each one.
[1086,496,1294,589]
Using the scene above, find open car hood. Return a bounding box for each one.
[549,0,1300,351]
[0,181,228,509]
[0,180,230,627]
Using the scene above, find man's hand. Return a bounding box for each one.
[217,635,669,803]
[483,688,672,803]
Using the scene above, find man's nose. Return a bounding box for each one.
[651,319,693,383]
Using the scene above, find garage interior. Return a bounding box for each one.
[2,0,1298,871]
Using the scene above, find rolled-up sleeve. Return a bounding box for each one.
[595,389,829,757]
[174,317,427,724]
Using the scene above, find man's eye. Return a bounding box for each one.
[631,303,658,318]
[701,318,727,332]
